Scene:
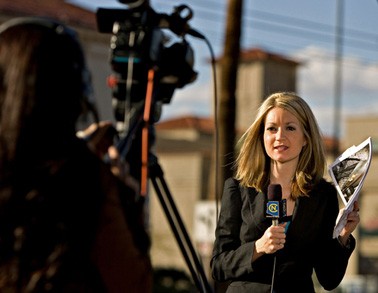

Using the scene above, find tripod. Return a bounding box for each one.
[149,153,213,293]
[114,71,212,292]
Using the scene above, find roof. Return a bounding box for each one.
[214,47,300,66]
[0,0,96,29]
[156,116,214,134]
[240,48,300,66]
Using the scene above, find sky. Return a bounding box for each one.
[67,0,378,139]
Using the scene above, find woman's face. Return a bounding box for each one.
[263,107,307,166]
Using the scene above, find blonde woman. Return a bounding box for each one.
[211,92,359,292]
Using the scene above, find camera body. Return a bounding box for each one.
[96,2,198,124]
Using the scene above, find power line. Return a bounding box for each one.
[153,0,378,64]
[246,9,378,55]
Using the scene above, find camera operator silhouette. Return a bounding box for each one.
[0,17,152,292]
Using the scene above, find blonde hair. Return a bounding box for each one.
[234,92,326,198]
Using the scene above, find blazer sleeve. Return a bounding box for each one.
[313,182,355,291]
[210,178,255,282]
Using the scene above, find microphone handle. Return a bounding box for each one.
[272,218,279,226]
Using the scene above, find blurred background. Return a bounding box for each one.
[1,1,377,292]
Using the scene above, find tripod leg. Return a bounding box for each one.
[149,156,213,293]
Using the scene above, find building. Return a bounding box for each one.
[343,117,378,282]
[235,48,299,130]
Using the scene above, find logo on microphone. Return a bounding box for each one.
[266,201,280,218]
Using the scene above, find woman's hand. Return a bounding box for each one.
[253,223,286,261]
[107,145,140,195]
[78,122,140,195]
[77,121,117,158]
[339,201,360,246]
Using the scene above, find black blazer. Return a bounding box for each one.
[211,177,355,293]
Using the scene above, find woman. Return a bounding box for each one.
[211,92,359,292]
[0,17,152,292]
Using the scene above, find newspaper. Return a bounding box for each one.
[328,137,372,238]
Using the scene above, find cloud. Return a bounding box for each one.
[291,46,378,136]
[295,46,335,99]
[160,81,212,120]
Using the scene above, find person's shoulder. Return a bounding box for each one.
[224,177,249,192]
[311,178,337,196]
[224,177,259,198]
[223,177,242,194]
[319,178,336,190]
[225,177,239,186]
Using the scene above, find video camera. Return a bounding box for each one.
[96,0,200,129]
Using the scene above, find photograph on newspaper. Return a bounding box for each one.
[328,137,372,238]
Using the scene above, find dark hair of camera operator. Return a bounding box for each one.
[0,17,152,292]
[211,92,360,292]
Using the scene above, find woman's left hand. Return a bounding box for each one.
[339,201,360,246]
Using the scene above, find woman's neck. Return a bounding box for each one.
[270,161,297,199]
[270,160,296,181]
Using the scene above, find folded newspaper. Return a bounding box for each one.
[329,137,372,238]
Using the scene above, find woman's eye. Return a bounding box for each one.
[287,126,296,131]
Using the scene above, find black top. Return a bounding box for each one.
[0,139,150,292]
[211,177,355,293]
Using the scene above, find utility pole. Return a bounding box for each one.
[218,0,243,199]
[333,0,344,159]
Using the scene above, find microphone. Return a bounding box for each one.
[266,184,283,226]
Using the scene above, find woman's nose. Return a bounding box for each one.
[276,128,285,140]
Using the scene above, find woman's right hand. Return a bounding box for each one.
[78,121,140,195]
[254,224,286,259]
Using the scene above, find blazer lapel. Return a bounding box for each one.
[245,189,271,233]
